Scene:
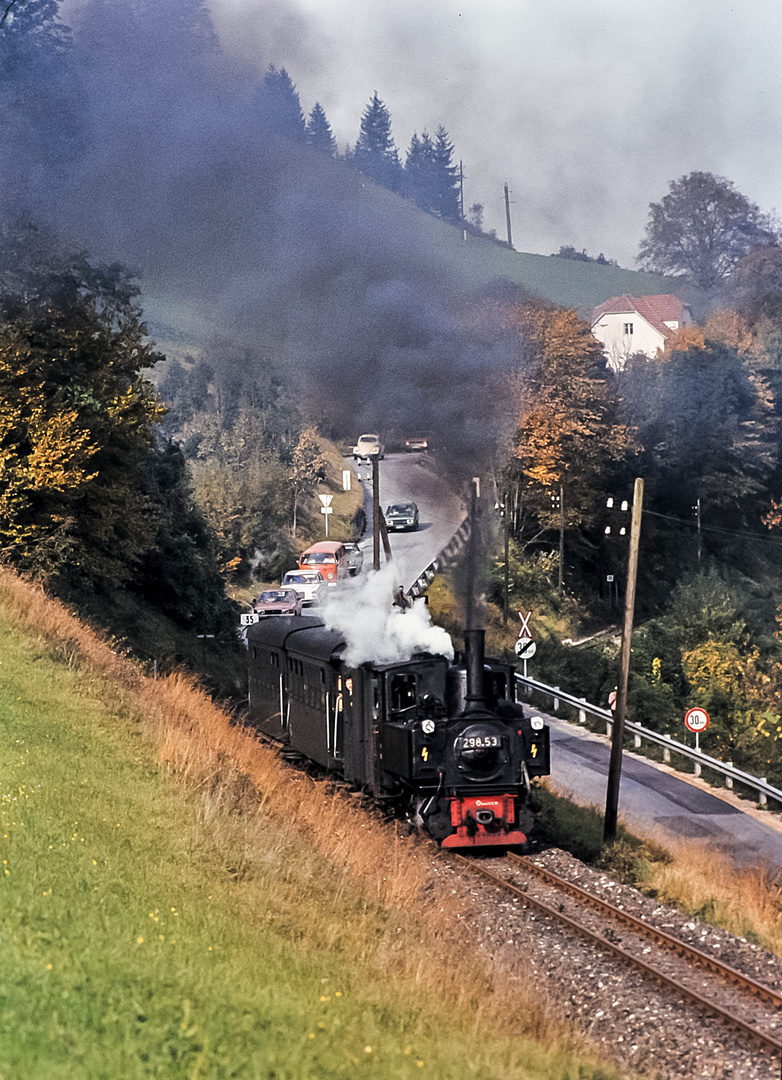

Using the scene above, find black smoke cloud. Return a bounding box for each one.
[7,0,523,469]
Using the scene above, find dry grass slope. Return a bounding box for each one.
[0,565,624,1078]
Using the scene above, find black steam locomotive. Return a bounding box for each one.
[245,616,550,848]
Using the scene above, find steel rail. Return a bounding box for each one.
[449,852,782,1058]
[506,852,782,1008]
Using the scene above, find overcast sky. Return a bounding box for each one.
[206,0,782,268]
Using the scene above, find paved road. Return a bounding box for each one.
[542,713,782,870]
[352,452,465,590]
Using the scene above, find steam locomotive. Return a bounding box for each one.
[245,616,550,848]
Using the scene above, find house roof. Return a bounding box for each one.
[592,294,690,339]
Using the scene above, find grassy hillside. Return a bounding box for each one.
[143,148,700,356]
[0,568,622,1080]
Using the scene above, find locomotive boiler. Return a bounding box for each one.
[245,616,550,848]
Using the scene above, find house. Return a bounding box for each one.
[591,294,693,368]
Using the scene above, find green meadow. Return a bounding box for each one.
[0,584,622,1080]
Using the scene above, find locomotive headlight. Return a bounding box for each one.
[421,719,436,735]
[530,716,544,731]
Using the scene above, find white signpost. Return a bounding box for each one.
[318,493,334,537]
[684,706,710,753]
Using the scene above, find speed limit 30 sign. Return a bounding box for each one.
[684,707,710,733]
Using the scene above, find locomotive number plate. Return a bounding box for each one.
[457,735,500,749]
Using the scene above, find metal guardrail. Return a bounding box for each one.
[406,516,470,599]
[516,673,782,810]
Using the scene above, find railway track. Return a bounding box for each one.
[449,850,782,1066]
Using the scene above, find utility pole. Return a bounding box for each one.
[604,478,644,844]
[372,456,392,570]
[504,182,513,250]
[503,491,510,627]
[695,496,702,570]
[558,484,564,597]
[460,159,467,241]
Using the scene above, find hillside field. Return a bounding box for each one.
[0,569,621,1080]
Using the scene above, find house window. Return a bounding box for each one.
[623,322,634,335]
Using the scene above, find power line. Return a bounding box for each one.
[642,508,782,546]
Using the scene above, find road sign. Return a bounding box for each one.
[318,493,334,507]
[514,636,536,659]
[684,707,710,733]
[319,506,333,514]
[517,610,532,636]
[240,613,260,626]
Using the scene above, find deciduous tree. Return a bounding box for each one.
[638,172,778,291]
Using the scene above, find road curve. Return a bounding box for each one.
[352,452,466,590]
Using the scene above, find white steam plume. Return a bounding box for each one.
[317,565,453,667]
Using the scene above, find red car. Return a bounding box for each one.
[253,589,303,616]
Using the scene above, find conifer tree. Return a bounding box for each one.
[258,65,306,143]
[306,101,337,156]
[431,125,461,225]
[352,91,402,192]
[404,131,436,211]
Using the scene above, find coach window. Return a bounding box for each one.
[389,672,417,713]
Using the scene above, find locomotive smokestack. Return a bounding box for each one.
[463,628,487,713]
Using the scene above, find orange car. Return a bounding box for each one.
[298,541,350,582]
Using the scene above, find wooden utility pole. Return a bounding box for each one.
[460,160,467,241]
[504,182,513,250]
[558,484,564,597]
[503,491,510,627]
[604,477,644,844]
[372,456,392,570]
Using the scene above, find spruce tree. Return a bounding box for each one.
[431,126,461,225]
[352,91,402,192]
[404,131,437,212]
[306,101,337,156]
[258,65,306,143]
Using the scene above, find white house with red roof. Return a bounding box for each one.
[591,294,693,369]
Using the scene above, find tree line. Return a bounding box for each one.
[258,67,462,227]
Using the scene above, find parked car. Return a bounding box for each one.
[384,501,419,531]
[253,589,303,616]
[404,435,428,452]
[280,569,328,606]
[352,433,384,460]
[343,542,364,576]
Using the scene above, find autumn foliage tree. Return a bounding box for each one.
[0,226,165,580]
[501,298,633,543]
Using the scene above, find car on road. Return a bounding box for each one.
[352,433,384,461]
[384,501,420,531]
[280,569,328,606]
[253,589,303,616]
[404,435,429,452]
[343,542,364,576]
